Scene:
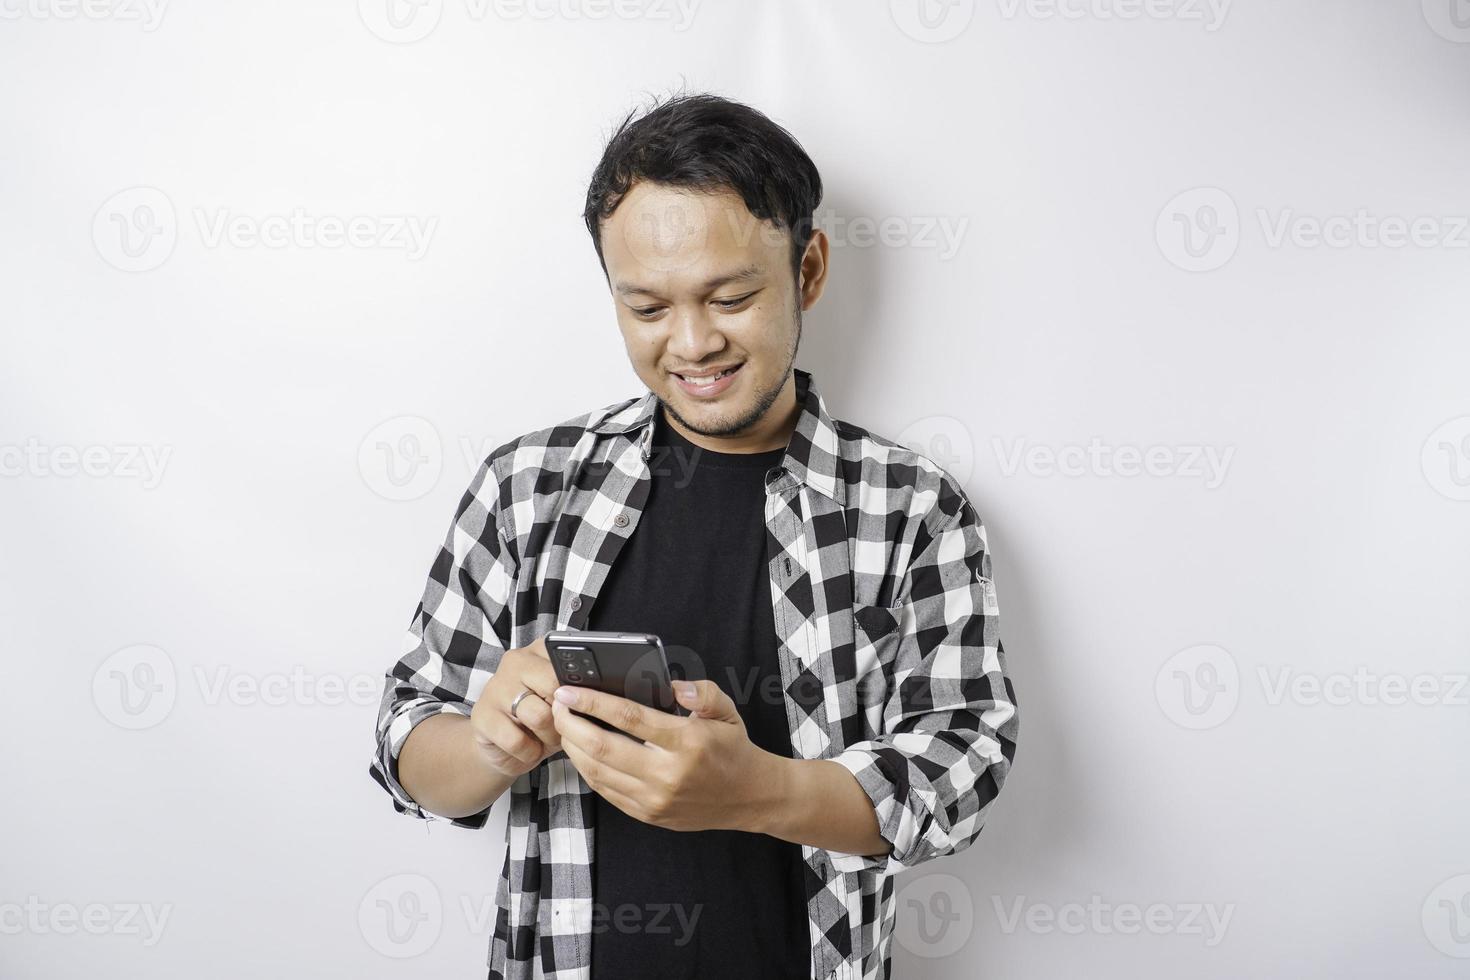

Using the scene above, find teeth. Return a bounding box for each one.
[680,367,735,385]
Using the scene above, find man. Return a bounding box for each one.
[368,92,1019,980]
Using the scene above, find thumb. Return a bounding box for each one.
[674,679,739,722]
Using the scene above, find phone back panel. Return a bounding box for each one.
[545,631,684,715]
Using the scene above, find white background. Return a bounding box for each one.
[3,1,1469,978]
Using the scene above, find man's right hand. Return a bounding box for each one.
[469,636,563,779]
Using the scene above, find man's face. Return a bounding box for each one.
[599,181,819,442]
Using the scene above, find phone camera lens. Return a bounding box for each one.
[567,672,582,682]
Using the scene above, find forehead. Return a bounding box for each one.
[601,181,789,295]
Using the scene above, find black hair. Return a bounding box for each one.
[582,91,824,284]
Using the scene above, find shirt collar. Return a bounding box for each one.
[591,367,845,506]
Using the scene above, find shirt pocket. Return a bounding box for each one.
[851,602,903,735]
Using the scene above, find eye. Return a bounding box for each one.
[631,305,665,319]
[713,292,756,310]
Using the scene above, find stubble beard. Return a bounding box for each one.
[659,304,803,440]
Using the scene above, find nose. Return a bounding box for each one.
[665,307,727,365]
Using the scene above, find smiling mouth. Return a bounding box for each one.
[673,363,742,387]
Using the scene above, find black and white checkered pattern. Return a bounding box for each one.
[369,368,1020,980]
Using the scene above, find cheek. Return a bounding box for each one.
[617,323,660,358]
[741,308,795,355]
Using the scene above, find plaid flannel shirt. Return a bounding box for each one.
[369,368,1019,980]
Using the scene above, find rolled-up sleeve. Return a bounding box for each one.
[367,454,518,828]
[827,486,1019,876]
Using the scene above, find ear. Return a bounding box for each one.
[797,228,830,308]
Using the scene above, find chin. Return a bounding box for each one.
[673,395,745,422]
[664,391,757,438]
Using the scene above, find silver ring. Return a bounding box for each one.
[509,687,535,720]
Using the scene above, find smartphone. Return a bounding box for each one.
[543,630,688,734]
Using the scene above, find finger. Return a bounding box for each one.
[511,694,560,749]
[554,685,681,747]
[675,679,741,723]
[557,726,650,802]
[519,659,561,700]
[481,710,546,767]
[577,764,658,826]
[551,699,651,777]
[526,635,552,662]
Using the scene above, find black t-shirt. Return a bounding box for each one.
[585,408,810,980]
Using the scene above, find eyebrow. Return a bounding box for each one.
[614,263,766,299]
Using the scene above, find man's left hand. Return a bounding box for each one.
[550,680,778,833]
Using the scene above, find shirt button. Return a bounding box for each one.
[569,596,582,611]
[613,513,629,528]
